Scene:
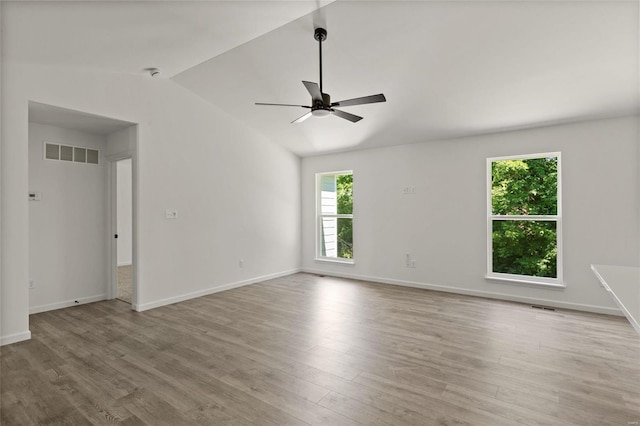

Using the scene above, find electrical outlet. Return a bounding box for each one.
[29,279,35,289]
[165,209,178,219]
[411,260,416,268]
[402,186,416,195]
[239,259,244,268]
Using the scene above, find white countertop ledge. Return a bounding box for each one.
[591,264,640,334]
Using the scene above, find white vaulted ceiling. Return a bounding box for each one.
[3,1,334,78]
[5,1,639,156]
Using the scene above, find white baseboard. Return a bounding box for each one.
[1,331,32,346]
[133,268,302,312]
[117,261,132,267]
[29,294,108,315]
[302,268,623,317]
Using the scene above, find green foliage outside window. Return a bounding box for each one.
[492,220,557,278]
[491,157,558,278]
[336,174,353,259]
[492,158,557,216]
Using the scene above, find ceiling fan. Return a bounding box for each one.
[255,27,386,123]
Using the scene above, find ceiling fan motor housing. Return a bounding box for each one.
[312,93,330,110]
[312,93,332,117]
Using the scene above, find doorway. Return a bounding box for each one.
[115,158,133,304]
[27,101,137,315]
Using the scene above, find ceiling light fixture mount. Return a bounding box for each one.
[313,27,327,43]
[255,27,386,124]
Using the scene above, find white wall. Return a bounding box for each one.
[0,1,4,345]
[28,123,108,313]
[106,126,136,158]
[117,159,132,266]
[302,116,639,314]
[1,62,301,344]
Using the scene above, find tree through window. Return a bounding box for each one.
[488,153,562,284]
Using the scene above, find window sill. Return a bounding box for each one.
[315,257,355,265]
[485,275,566,289]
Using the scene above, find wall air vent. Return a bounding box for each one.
[60,145,73,161]
[45,143,60,160]
[43,142,100,165]
[86,149,99,164]
[73,147,86,163]
[531,305,556,312]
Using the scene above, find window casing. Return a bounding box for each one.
[487,153,563,287]
[316,171,353,263]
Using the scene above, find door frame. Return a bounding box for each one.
[107,152,138,309]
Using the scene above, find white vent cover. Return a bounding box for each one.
[60,145,73,161]
[86,149,99,164]
[73,147,86,163]
[45,143,60,160]
[43,142,99,165]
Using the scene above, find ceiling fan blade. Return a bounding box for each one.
[291,111,312,124]
[255,102,311,108]
[331,109,363,123]
[331,94,386,107]
[302,81,323,102]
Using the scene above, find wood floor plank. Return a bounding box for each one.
[281,363,453,426]
[219,369,358,426]
[441,383,579,426]
[151,356,308,426]
[354,371,519,426]
[317,391,416,426]
[2,273,639,425]
[233,364,331,404]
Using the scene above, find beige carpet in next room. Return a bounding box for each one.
[117,264,132,303]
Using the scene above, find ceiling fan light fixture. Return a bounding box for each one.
[312,109,331,118]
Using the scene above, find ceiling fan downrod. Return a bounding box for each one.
[314,27,327,94]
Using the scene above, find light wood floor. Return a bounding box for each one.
[2,273,639,425]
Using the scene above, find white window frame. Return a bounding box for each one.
[486,152,564,288]
[316,170,354,264]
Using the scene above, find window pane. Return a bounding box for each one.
[492,220,557,278]
[336,174,353,215]
[320,217,352,259]
[320,175,337,215]
[320,174,353,215]
[337,218,353,259]
[318,172,353,261]
[320,217,337,257]
[492,157,557,215]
